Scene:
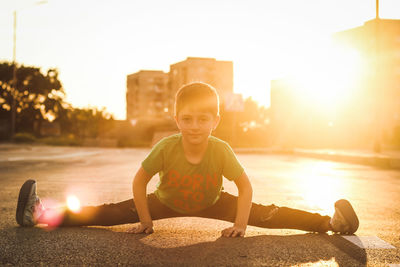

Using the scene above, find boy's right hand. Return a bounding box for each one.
[128,222,154,234]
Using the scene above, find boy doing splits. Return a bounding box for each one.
[16,82,359,237]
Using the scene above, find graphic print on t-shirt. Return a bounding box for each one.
[165,169,220,213]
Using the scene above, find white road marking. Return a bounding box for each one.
[342,236,396,249]
[4,151,100,162]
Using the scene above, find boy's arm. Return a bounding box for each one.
[221,171,253,237]
[131,167,154,234]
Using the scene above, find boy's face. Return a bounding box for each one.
[175,105,220,146]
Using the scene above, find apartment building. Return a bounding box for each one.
[334,18,400,146]
[126,57,234,121]
[269,18,400,148]
[126,70,169,121]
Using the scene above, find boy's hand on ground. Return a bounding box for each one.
[221,225,246,238]
[128,222,154,234]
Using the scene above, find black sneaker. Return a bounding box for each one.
[16,179,44,227]
[330,199,359,234]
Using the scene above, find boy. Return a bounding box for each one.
[16,82,359,237]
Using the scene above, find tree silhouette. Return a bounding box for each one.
[58,106,114,139]
[0,62,64,134]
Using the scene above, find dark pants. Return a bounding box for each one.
[59,192,331,233]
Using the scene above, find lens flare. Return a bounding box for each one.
[38,198,64,230]
[67,195,81,213]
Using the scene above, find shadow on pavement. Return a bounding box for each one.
[321,234,368,265]
[0,226,367,266]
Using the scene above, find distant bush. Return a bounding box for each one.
[39,135,82,146]
[117,138,150,148]
[116,120,162,148]
[12,132,36,143]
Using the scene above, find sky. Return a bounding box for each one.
[0,0,399,119]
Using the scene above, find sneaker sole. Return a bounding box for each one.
[16,179,36,226]
[334,199,359,234]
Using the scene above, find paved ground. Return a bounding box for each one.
[235,147,400,170]
[1,144,399,266]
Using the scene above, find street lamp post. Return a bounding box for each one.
[9,1,47,139]
[373,0,381,153]
[10,11,17,139]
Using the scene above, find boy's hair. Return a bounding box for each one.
[174,82,220,117]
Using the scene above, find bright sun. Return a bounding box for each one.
[289,42,363,115]
[66,195,81,213]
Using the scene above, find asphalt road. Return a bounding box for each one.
[0,144,399,266]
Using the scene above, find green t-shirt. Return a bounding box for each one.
[141,134,244,214]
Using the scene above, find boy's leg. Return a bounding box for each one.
[248,202,331,233]
[59,199,138,226]
[196,192,330,233]
[17,179,184,227]
[52,194,182,227]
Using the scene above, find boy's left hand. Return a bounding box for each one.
[221,225,246,238]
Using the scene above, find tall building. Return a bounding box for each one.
[168,57,233,113]
[269,19,400,148]
[270,79,326,148]
[126,57,234,134]
[126,70,169,121]
[334,18,400,147]
[270,79,297,147]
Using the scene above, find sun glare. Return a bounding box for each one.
[290,43,363,115]
[297,162,343,215]
[67,195,81,213]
